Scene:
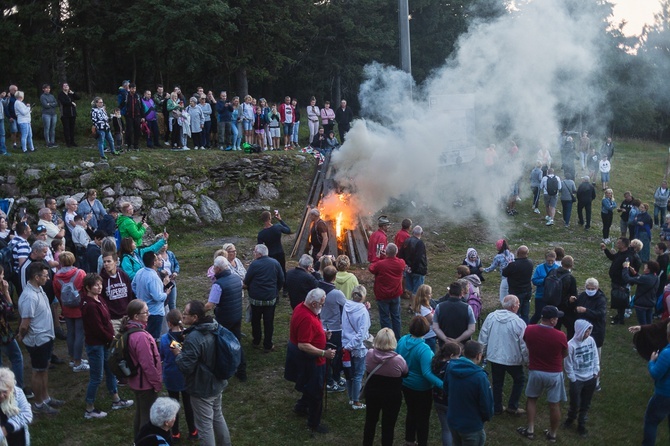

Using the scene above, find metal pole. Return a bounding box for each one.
[398,0,412,99]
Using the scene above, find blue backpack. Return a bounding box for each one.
[207,324,242,380]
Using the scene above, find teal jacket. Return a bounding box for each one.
[120,238,166,281]
[396,335,442,391]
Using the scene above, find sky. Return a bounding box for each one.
[612,0,662,36]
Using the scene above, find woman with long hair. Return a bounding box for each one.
[0,367,32,445]
[413,285,437,351]
[483,239,515,303]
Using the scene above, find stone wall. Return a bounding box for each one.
[0,154,311,228]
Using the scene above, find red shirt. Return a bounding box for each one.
[524,324,568,373]
[369,256,406,301]
[368,229,389,263]
[290,302,326,366]
[394,229,411,248]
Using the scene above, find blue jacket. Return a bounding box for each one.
[244,256,284,305]
[158,250,180,275]
[531,262,560,299]
[445,357,494,433]
[396,335,442,391]
[159,331,186,392]
[132,267,168,316]
[649,343,670,397]
[216,100,233,122]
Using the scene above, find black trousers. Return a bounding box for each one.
[363,388,402,446]
[125,117,141,149]
[401,386,433,446]
[251,304,275,350]
[62,116,76,146]
[567,377,597,426]
[578,201,592,227]
[294,363,325,429]
[167,390,196,435]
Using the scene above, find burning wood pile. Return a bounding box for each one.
[291,155,370,264]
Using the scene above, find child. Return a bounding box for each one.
[325,131,339,152]
[563,319,600,437]
[72,215,91,268]
[432,342,462,446]
[599,155,611,190]
[51,238,65,271]
[413,285,437,351]
[159,309,197,441]
[268,104,281,150]
[111,108,125,151]
[253,106,266,149]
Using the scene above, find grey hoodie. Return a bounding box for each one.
[478,309,528,366]
[341,300,371,357]
[564,319,600,382]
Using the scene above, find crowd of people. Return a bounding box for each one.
[0,82,357,160]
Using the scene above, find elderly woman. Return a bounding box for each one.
[397,316,443,446]
[601,188,618,244]
[335,255,359,300]
[342,285,371,410]
[116,202,149,246]
[634,203,653,262]
[136,397,181,446]
[63,197,80,234]
[77,189,107,232]
[13,91,34,153]
[0,368,32,445]
[363,328,408,446]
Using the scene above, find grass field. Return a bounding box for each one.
[19,138,670,445]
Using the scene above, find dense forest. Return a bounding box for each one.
[3,0,670,140]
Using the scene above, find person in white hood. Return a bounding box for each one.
[341,285,371,409]
[478,294,528,416]
[563,319,600,437]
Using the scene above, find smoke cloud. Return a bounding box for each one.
[331,0,610,229]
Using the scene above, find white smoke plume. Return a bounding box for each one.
[330,0,610,228]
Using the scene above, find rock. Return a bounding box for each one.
[102,187,115,197]
[114,166,129,173]
[141,191,160,200]
[80,172,95,187]
[71,192,85,203]
[28,188,40,197]
[174,183,183,192]
[158,185,173,194]
[24,169,41,179]
[181,190,197,204]
[179,176,191,185]
[96,161,110,169]
[294,155,306,162]
[194,180,212,193]
[199,195,223,224]
[257,181,279,200]
[29,198,44,209]
[173,204,201,224]
[167,202,179,211]
[133,178,151,191]
[102,198,115,207]
[114,184,126,196]
[6,176,16,184]
[148,207,170,226]
[81,162,95,169]
[48,163,57,170]
[116,196,143,211]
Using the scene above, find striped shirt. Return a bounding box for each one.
[10,236,30,274]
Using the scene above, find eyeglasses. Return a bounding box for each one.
[139,311,149,315]
[227,250,237,254]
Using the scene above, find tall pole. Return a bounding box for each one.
[398,0,412,99]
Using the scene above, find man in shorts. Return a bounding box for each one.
[517,305,568,442]
[17,262,64,414]
[540,168,562,226]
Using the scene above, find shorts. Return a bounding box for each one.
[9,119,17,133]
[255,129,265,135]
[543,194,558,208]
[525,370,567,403]
[601,172,610,182]
[283,123,294,136]
[243,120,253,131]
[269,127,280,138]
[26,339,54,371]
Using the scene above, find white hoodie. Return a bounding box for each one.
[564,319,600,382]
[341,300,371,358]
[478,309,528,366]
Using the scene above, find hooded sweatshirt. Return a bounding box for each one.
[564,319,600,382]
[334,271,359,300]
[478,309,528,366]
[364,348,408,394]
[396,335,442,391]
[341,300,371,357]
[53,266,86,319]
[445,356,494,433]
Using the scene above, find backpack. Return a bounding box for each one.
[206,324,242,380]
[108,327,143,378]
[465,283,482,320]
[58,274,81,307]
[546,176,559,196]
[0,244,13,281]
[543,269,565,306]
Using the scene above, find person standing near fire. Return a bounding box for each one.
[257,210,291,279]
[368,216,391,263]
[308,209,329,269]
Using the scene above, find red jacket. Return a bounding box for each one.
[369,256,405,301]
[394,229,411,248]
[368,229,389,263]
[279,103,295,124]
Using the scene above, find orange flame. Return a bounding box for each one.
[319,193,357,241]
[336,212,343,238]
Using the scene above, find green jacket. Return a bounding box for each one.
[117,214,146,245]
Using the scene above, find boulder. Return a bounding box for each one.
[80,172,95,187]
[101,187,115,198]
[116,196,143,211]
[133,178,151,191]
[199,195,223,224]
[24,169,41,179]
[148,207,170,226]
[257,181,279,200]
[80,162,95,169]
[173,204,201,224]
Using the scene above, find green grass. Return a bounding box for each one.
[24,138,670,445]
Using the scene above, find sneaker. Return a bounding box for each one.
[546,219,554,226]
[193,146,198,150]
[171,432,181,441]
[73,363,90,372]
[45,397,65,408]
[84,408,108,419]
[337,377,346,387]
[577,425,588,437]
[111,398,134,410]
[182,147,191,151]
[164,142,171,146]
[309,424,329,435]
[352,403,366,410]
[188,430,199,440]
[33,402,59,415]
[545,215,550,221]
[326,383,345,393]
[225,146,233,151]
[23,389,34,399]
[69,359,89,367]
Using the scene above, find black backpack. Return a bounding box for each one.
[543,269,565,306]
[108,327,143,377]
[546,176,559,196]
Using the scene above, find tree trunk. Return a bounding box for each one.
[334,70,341,105]
[236,68,248,98]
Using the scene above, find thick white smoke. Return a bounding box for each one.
[331,0,610,228]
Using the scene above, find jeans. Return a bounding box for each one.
[65,317,84,361]
[345,354,365,402]
[579,151,587,169]
[643,393,670,446]
[561,200,573,225]
[531,186,540,208]
[402,386,433,446]
[655,205,667,227]
[231,122,241,148]
[42,114,57,144]
[191,393,231,446]
[490,362,525,412]
[451,429,486,446]
[97,129,115,158]
[218,121,232,146]
[168,390,196,435]
[377,297,401,341]
[18,122,34,152]
[516,291,532,324]
[146,314,163,340]
[434,402,453,446]
[251,304,275,350]
[292,121,300,144]
[166,285,177,311]
[636,307,654,326]
[405,273,425,295]
[639,231,651,262]
[146,120,160,147]
[567,377,597,427]
[498,277,509,304]
[529,298,545,324]
[0,340,24,388]
[578,201,592,228]
[364,387,402,446]
[85,344,117,405]
[0,119,6,154]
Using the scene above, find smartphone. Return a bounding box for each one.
[164,281,175,292]
[274,209,279,217]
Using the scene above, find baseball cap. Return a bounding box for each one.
[377,215,391,226]
[541,305,564,319]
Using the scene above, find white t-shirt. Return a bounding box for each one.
[284,106,293,124]
[417,305,436,339]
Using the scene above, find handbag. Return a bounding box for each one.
[611,285,630,309]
